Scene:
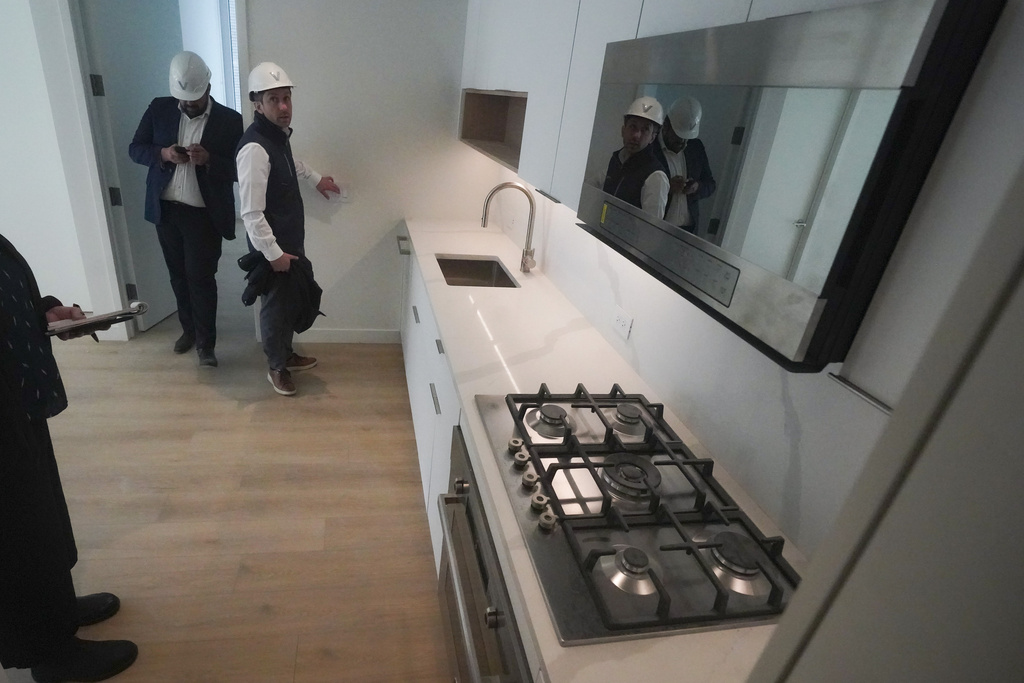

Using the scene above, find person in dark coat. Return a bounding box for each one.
[129,51,243,367]
[653,96,717,234]
[0,233,137,682]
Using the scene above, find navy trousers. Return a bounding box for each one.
[156,201,223,350]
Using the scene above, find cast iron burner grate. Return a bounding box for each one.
[487,384,801,641]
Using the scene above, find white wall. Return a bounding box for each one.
[2,0,90,305]
[179,0,227,105]
[480,0,1024,555]
[243,0,503,343]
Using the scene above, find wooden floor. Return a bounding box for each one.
[4,240,450,682]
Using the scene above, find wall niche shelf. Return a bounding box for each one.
[460,89,526,171]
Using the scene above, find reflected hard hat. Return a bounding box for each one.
[624,96,664,126]
[667,97,702,139]
[248,62,294,99]
[169,51,211,101]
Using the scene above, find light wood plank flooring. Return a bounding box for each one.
[4,239,449,682]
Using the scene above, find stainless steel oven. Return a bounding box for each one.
[438,426,533,683]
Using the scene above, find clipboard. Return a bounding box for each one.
[46,301,149,336]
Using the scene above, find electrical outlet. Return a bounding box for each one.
[613,306,633,340]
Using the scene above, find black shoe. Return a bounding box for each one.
[76,593,120,627]
[31,637,138,683]
[197,348,218,367]
[173,333,195,354]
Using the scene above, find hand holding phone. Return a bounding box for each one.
[173,145,188,156]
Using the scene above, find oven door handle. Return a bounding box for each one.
[438,492,484,682]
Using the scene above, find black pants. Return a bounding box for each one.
[157,201,223,350]
[0,419,78,669]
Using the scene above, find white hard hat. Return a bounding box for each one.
[624,96,664,126]
[169,51,211,101]
[667,97,702,139]
[248,62,294,99]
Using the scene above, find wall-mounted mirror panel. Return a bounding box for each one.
[577,0,1005,371]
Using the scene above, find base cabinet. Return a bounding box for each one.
[400,249,460,573]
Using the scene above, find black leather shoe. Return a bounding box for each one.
[173,333,195,354]
[31,637,138,683]
[197,348,218,367]
[76,592,120,627]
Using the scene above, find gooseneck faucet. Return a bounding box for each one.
[481,181,536,273]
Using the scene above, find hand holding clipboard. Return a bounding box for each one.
[46,301,149,338]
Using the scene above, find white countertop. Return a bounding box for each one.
[405,218,802,683]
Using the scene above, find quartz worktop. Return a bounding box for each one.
[403,218,804,683]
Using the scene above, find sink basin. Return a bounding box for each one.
[436,255,518,288]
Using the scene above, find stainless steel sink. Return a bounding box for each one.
[436,255,518,288]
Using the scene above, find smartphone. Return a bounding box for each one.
[173,145,188,155]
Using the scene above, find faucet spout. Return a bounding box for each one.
[481,181,537,273]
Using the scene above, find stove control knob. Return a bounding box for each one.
[531,493,550,511]
[512,449,530,470]
[484,606,504,629]
[521,470,538,488]
[538,507,557,531]
[507,437,524,454]
[453,478,470,495]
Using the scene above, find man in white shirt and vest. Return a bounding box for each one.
[235,62,339,396]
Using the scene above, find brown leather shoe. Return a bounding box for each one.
[31,637,138,682]
[267,369,296,396]
[285,352,317,372]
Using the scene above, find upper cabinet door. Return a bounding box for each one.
[550,0,643,210]
[461,0,580,192]
[637,0,753,37]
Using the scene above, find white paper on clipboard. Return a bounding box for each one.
[46,301,149,336]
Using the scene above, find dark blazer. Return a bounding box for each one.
[128,97,243,239]
[653,138,716,230]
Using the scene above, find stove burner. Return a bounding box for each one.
[601,453,661,501]
[711,531,761,576]
[610,403,647,437]
[525,404,576,438]
[695,530,773,598]
[599,545,658,596]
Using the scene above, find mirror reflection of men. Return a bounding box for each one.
[602,96,669,220]
[236,62,340,397]
[654,97,716,234]
[129,51,244,368]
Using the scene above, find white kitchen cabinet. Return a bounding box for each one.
[400,248,461,573]
[636,0,753,37]
[549,0,644,210]
[461,0,579,195]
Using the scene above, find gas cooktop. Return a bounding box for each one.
[476,384,801,644]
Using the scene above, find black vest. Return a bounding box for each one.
[603,144,666,210]
[237,112,305,255]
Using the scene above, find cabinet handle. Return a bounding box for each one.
[412,305,420,324]
[429,382,441,415]
[436,339,444,355]
[396,234,411,255]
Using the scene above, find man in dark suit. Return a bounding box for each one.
[653,97,716,235]
[129,51,243,367]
